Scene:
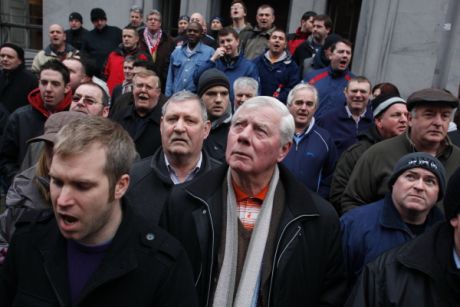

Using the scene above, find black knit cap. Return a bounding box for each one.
[197,69,230,97]
[443,166,460,221]
[90,8,107,22]
[371,93,406,118]
[388,152,446,201]
[406,88,458,111]
[0,42,25,63]
[69,12,83,23]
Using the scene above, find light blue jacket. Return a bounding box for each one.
[165,42,215,96]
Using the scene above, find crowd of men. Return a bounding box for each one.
[1,1,460,306]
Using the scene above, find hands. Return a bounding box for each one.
[211,47,226,62]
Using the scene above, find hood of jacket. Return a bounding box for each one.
[27,87,72,118]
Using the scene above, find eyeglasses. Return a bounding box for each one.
[72,95,99,106]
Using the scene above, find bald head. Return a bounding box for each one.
[49,24,66,49]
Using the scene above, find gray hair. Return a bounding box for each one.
[148,9,161,20]
[233,77,259,95]
[130,5,143,15]
[286,83,318,107]
[162,91,208,121]
[233,96,295,146]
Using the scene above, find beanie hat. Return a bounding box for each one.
[406,88,458,111]
[0,42,25,63]
[197,69,230,97]
[211,16,224,24]
[28,111,87,144]
[178,15,190,22]
[388,152,446,201]
[444,166,460,221]
[323,34,342,51]
[69,12,83,23]
[372,94,406,118]
[90,8,107,22]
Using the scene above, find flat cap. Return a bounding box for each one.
[406,88,458,111]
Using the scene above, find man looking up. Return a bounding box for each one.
[163,96,347,306]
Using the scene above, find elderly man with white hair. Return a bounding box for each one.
[162,95,347,307]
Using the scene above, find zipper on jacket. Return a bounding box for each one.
[267,214,319,306]
[276,226,301,268]
[187,191,216,307]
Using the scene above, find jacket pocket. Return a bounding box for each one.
[13,289,56,307]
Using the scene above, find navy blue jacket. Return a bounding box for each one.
[317,105,373,158]
[340,194,444,284]
[282,120,338,199]
[194,54,260,103]
[253,51,300,103]
[304,66,354,119]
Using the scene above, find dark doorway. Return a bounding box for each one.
[327,0,362,44]
[219,0,291,31]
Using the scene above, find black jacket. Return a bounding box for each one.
[0,204,199,306]
[65,27,89,50]
[82,25,122,76]
[0,66,37,114]
[112,103,163,159]
[126,148,221,225]
[203,121,230,161]
[346,222,460,306]
[329,126,383,213]
[162,164,347,307]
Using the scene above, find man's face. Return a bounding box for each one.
[49,24,66,47]
[234,86,256,109]
[123,61,135,81]
[211,19,223,31]
[133,75,161,116]
[190,13,205,28]
[186,23,203,45]
[219,33,239,57]
[202,85,230,120]
[92,19,107,30]
[122,29,139,49]
[375,103,408,139]
[130,11,142,27]
[69,19,82,30]
[391,168,439,219]
[0,47,22,70]
[312,20,330,43]
[301,16,315,33]
[39,69,70,109]
[147,13,161,32]
[329,42,352,71]
[226,105,291,178]
[49,144,126,245]
[161,99,211,160]
[71,84,108,117]
[178,20,189,33]
[288,88,317,131]
[345,80,370,113]
[256,7,275,31]
[268,31,287,56]
[63,59,88,91]
[231,3,246,19]
[408,105,453,146]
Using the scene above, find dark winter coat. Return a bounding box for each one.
[0,66,37,114]
[126,148,221,225]
[162,164,347,307]
[0,203,199,307]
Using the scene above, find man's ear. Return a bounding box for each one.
[114,174,130,200]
